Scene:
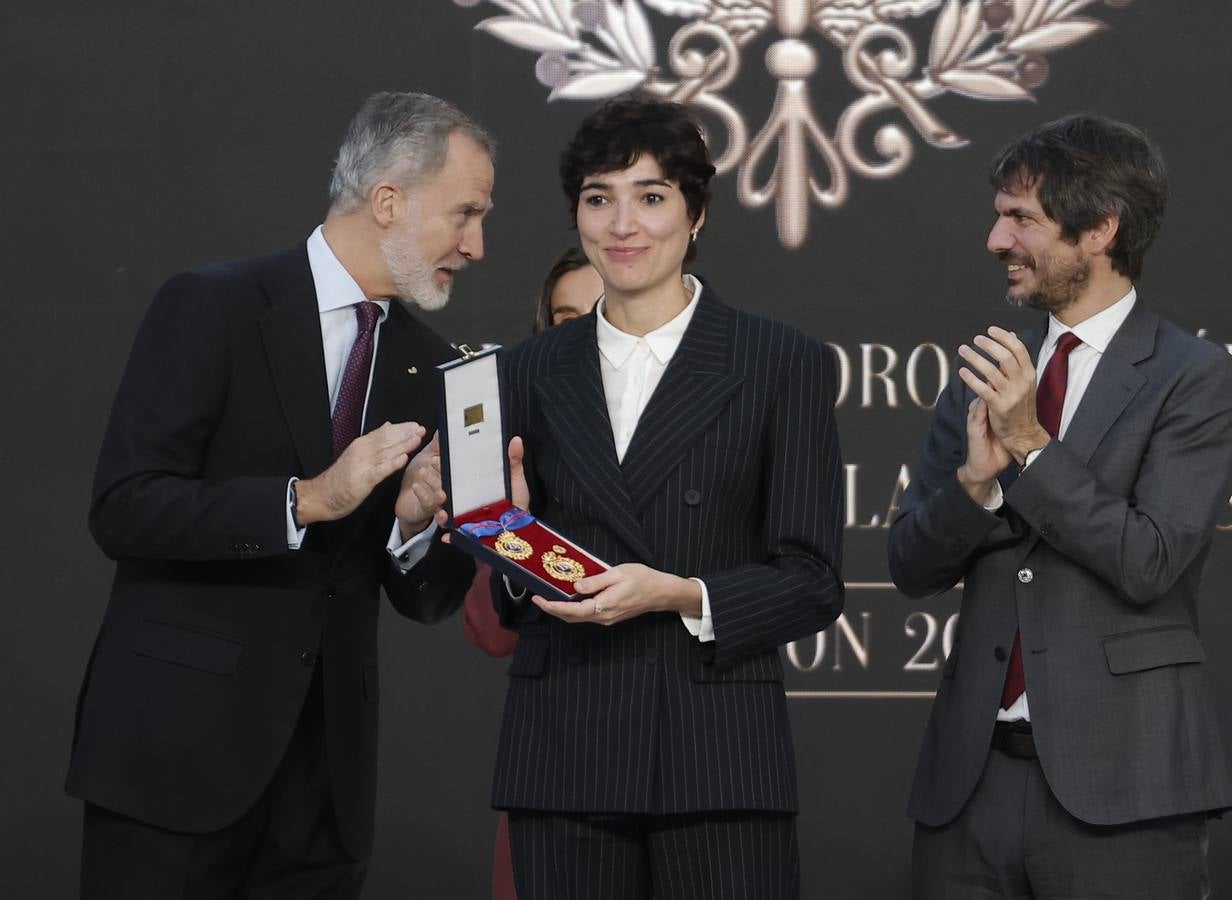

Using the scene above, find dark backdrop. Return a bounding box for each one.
[3,1,1230,897]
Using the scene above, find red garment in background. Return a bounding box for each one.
[463,564,519,658]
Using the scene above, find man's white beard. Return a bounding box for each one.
[380,220,453,312]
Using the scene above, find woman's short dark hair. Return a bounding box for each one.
[533,246,593,333]
[988,113,1168,281]
[560,96,715,262]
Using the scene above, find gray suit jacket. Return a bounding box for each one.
[889,300,1232,827]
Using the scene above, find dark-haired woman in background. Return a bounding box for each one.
[491,97,845,899]
[531,245,604,332]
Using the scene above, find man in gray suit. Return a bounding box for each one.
[889,113,1232,898]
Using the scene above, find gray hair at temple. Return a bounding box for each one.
[328,91,496,213]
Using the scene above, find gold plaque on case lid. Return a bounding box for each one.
[463,403,485,427]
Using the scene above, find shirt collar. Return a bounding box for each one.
[1045,286,1137,356]
[595,274,703,369]
[306,225,389,319]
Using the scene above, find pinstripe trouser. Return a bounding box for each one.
[507,810,800,900]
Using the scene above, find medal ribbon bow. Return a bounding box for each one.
[458,507,536,539]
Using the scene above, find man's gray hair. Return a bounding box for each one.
[328,91,496,212]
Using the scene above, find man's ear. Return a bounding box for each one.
[1083,213,1120,258]
[370,181,404,228]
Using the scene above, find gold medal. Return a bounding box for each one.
[541,544,586,582]
[494,530,533,561]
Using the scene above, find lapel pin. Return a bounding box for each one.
[407,366,418,375]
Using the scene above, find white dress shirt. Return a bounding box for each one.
[594,275,714,642]
[284,225,433,572]
[993,287,1138,721]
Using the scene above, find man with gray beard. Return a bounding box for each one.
[68,91,491,898]
[890,113,1232,899]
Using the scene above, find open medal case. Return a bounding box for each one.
[437,345,609,602]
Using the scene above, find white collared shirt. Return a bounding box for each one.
[307,224,390,414]
[1035,287,1137,441]
[594,275,714,642]
[997,287,1138,721]
[286,226,432,570]
[595,275,702,460]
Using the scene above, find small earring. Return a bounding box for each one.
[690,229,699,243]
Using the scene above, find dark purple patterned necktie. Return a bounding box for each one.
[331,301,382,461]
[1001,331,1082,709]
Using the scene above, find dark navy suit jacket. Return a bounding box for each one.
[67,245,473,857]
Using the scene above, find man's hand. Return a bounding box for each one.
[531,564,702,626]
[295,422,425,525]
[956,398,1012,505]
[957,326,1051,464]
[395,435,445,540]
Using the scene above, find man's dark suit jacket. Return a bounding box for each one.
[490,284,844,815]
[66,245,474,858]
[889,300,1232,828]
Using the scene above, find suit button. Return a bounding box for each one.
[417,580,430,591]
[994,646,1007,662]
[326,590,336,601]
[1017,568,1034,584]
[300,650,318,667]
[684,489,702,506]
[644,648,660,665]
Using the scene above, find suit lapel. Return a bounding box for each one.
[364,301,442,434]
[620,289,744,511]
[1012,301,1155,563]
[1055,301,1153,466]
[258,246,333,479]
[534,319,657,564]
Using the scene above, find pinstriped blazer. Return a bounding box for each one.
[490,282,844,815]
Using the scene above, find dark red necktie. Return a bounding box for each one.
[331,301,382,461]
[1000,331,1082,709]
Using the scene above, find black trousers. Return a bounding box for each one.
[913,747,1209,900]
[80,666,366,900]
[507,810,800,900]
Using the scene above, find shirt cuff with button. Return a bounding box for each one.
[388,519,436,572]
[679,578,714,643]
[981,448,1042,513]
[286,478,307,550]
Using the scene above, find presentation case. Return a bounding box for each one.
[436,345,608,602]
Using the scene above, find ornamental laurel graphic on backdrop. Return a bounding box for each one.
[452,0,1133,248]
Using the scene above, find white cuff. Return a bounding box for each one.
[286,478,307,550]
[679,578,714,643]
[982,480,1005,512]
[387,518,436,572]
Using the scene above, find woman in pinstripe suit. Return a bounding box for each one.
[491,97,845,900]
